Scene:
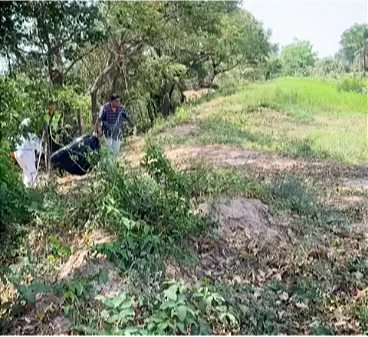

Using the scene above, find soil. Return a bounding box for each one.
[166,197,290,285]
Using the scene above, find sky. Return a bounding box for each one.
[242,1,368,58]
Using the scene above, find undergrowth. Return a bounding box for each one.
[1,143,367,335]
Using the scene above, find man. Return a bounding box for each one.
[14,118,41,187]
[94,93,130,156]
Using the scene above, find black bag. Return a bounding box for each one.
[50,134,99,175]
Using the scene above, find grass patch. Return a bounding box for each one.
[149,77,367,164]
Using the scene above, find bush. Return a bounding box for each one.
[96,145,201,238]
[337,76,367,93]
[0,144,30,258]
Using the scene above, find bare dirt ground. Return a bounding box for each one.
[166,197,291,286]
[183,88,215,100]
[124,134,368,190]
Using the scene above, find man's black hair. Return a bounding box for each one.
[110,93,120,101]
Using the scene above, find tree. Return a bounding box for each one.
[0,2,29,52]
[1,1,104,84]
[313,57,344,78]
[280,39,317,76]
[339,23,368,72]
[199,10,271,84]
[86,1,242,122]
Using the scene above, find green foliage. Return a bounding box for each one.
[269,174,319,216]
[92,219,162,273]
[0,74,90,146]
[48,236,71,258]
[95,145,201,238]
[1,1,104,81]
[264,54,283,80]
[195,9,271,82]
[281,39,317,76]
[338,23,368,71]
[337,76,367,93]
[92,280,239,335]
[0,145,29,257]
[313,57,345,79]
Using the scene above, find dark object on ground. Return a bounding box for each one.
[50,135,99,175]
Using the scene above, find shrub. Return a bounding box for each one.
[0,144,30,258]
[337,76,367,93]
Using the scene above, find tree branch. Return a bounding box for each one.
[63,44,99,76]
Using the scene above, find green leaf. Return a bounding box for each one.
[164,285,178,301]
[97,292,127,309]
[176,305,187,322]
[198,298,207,313]
[177,322,186,334]
[124,327,139,335]
[106,313,120,324]
[63,305,70,316]
[99,268,109,284]
[72,324,98,334]
[158,321,169,331]
[28,283,48,292]
[75,282,83,297]
[22,290,35,303]
[159,300,177,310]
[110,292,127,309]
[190,320,211,335]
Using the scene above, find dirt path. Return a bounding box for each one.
[124,132,368,190]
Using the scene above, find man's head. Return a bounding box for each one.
[110,93,120,108]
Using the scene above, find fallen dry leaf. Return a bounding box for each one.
[279,292,289,301]
[295,302,309,310]
[354,287,368,299]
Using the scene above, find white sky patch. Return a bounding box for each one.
[242,0,368,57]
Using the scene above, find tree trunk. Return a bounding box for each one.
[89,55,116,126]
[363,45,366,74]
[91,91,98,125]
[77,110,82,135]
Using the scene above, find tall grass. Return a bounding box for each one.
[230,77,367,117]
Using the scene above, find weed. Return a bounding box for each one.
[91,218,163,273]
[187,164,268,201]
[87,280,239,335]
[269,174,319,216]
[337,76,367,93]
[48,236,71,258]
[355,295,368,334]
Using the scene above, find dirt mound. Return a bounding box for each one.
[202,197,284,247]
[167,197,288,285]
